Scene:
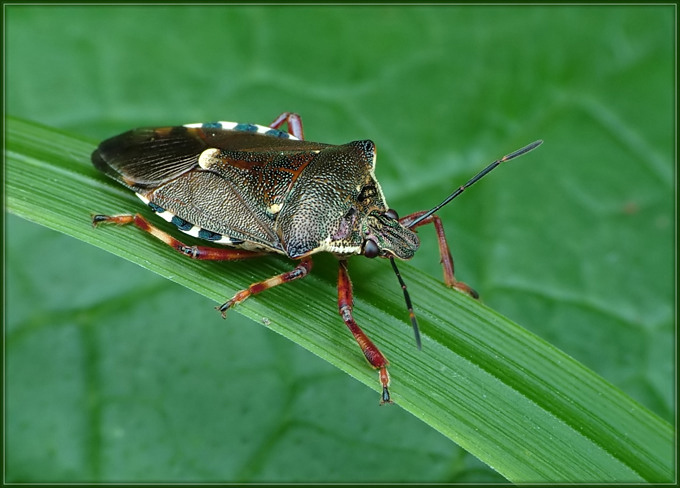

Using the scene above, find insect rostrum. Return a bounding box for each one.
[91,112,541,404]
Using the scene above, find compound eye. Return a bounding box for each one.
[384,209,399,220]
[363,239,379,258]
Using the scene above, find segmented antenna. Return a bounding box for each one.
[393,139,542,349]
[408,140,543,228]
[390,257,421,349]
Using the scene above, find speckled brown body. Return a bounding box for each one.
[92,124,419,260]
[91,113,540,404]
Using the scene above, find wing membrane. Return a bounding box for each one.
[92,126,329,192]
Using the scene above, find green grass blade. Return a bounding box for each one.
[6,116,674,483]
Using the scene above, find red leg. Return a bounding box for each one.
[399,211,479,299]
[217,257,313,316]
[338,260,392,404]
[93,213,314,316]
[269,112,304,140]
[92,214,264,260]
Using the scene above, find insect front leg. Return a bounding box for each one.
[399,211,479,299]
[92,214,265,260]
[217,257,313,317]
[337,260,392,405]
[269,112,304,140]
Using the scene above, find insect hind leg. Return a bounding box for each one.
[92,213,265,261]
[269,112,304,140]
[93,213,312,316]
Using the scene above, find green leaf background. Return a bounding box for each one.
[5,5,674,483]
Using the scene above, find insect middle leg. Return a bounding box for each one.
[338,260,392,404]
[398,211,479,299]
[216,257,313,316]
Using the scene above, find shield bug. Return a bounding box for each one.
[91,112,542,404]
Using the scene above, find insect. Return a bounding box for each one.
[91,112,542,404]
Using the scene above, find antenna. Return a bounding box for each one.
[408,140,543,228]
[390,257,421,349]
[393,139,543,349]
